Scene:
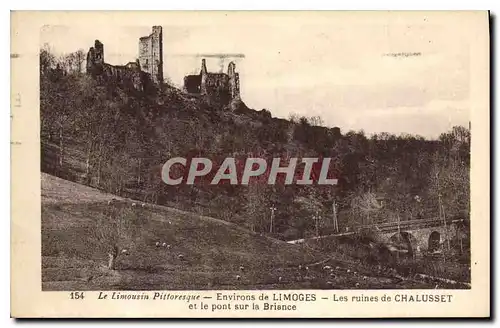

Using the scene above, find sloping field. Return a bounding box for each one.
[42,173,322,290]
[42,173,442,290]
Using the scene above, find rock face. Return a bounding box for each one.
[183,58,241,107]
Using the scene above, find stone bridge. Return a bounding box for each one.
[368,218,469,256]
[289,217,470,256]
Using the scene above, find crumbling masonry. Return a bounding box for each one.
[86,40,147,91]
[86,25,243,106]
[183,59,240,105]
[138,26,164,84]
[86,26,163,91]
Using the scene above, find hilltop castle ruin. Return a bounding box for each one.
[86,26,163,91]
[86,25,242,105]
[183,59,240,105]
[86,40,150,91]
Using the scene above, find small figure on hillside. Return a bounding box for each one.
[155,241,160,247]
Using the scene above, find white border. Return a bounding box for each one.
[5,1,497,327]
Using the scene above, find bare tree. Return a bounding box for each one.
[288,113,300,123]
[58,49,86,74]
[90,206,123,270]
[293,194,324,236]
[244,183,269,232]
[308,115,324,127]
[40,43,56,74]
[89,204,139,270]
[430,126,471,219]
[73,49,86,73]
[350,191,384,226]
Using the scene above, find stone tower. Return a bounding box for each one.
[227,61,240,100]
[138,26,164,84]
[94,40,104,65]
[86,40,105,76]
[200,58,208,95]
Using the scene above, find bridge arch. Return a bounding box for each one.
[389,231,417,257]
[428,231,441,252]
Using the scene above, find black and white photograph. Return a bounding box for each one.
[10,10,490,318]
[38,17,475,292]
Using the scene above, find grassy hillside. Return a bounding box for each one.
[42,173,454,290]
[42,173,319,290]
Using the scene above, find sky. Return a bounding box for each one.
[40,17,471,139]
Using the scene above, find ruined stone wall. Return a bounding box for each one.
[102,63,146,91]
[184,74,201,93]
[138,37,152,73]
[86,40,105,76]
[227,61,240,100]
[86,39,152,92]
[204,73,230,93]
[94,40,104,65]
[138,26,163,84]
[200,58,208,95]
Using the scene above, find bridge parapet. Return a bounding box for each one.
[354,218,467,233]
[376,221,469,256]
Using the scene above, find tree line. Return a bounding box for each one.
[40,47,470,241]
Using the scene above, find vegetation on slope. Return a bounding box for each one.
[43,173,451,291]
[40,47,471,242]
